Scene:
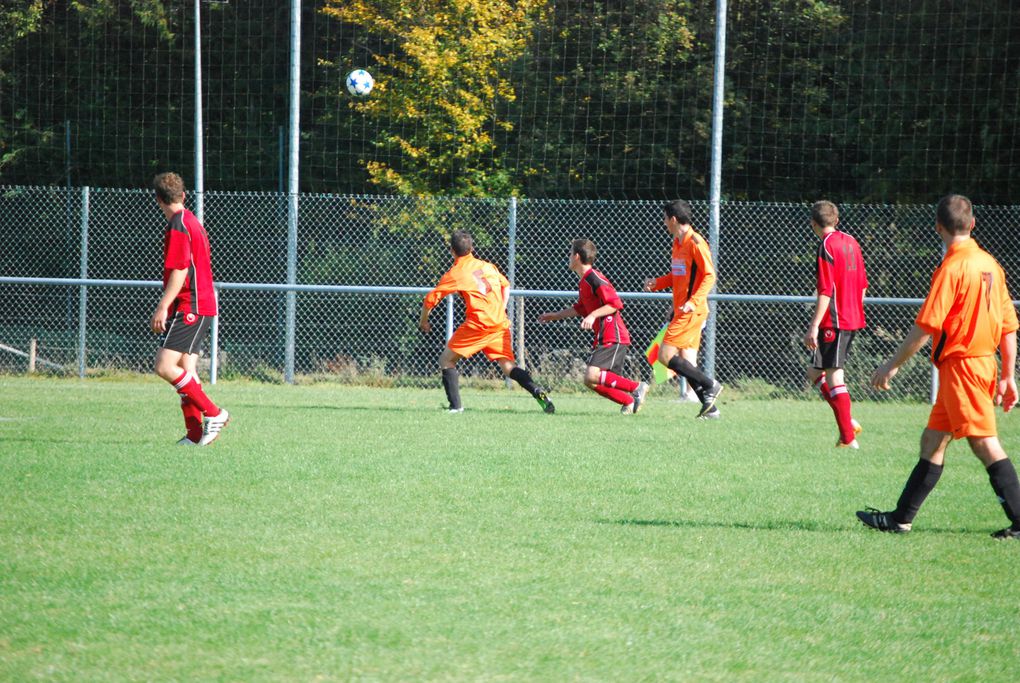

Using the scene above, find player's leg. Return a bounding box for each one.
[585,344,643,411]
[496,356,555,414]
[178,352,204,445]
[156,313,227,445]
[660,319,721,417]
[857,428,950,533]
[680,347,701,402]
[815,330,860,446]
[968,436,1020,538]
[439,345,465,412]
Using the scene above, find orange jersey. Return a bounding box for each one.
[915,239,1019,365]
[650,230,716,314]
[424,254,511,331]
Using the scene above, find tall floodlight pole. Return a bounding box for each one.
[194,0,204,222]
[284,0,301,383]
[703,0,727,378]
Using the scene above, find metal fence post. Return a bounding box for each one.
[703,0,727,380]
[283,0,301,384]
[77,186,89,378]
[506,197,517,387]
[210,287,219,385]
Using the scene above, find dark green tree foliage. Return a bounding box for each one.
[1,1,1019,202]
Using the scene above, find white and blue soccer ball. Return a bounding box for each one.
[345,69,374,97]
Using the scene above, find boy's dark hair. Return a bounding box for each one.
[663,199,693,225]
[450,230,474,257]
[810,200,839,228]
[571,238,597,265]
[936,194,974,235]
[153,172,185,204]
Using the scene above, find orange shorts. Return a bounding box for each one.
[448,324,515,362]
[927,355,997,439]
[663,308,708,350]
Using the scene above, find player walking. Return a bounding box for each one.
[150,172,229,446]
[858,195,1020,539]
[419,230,554,414]
[643,200,722,419]
[538,239,648,414]
[803,200,867,448]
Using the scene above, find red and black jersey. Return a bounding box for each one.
[572,267,630,347]
[163,209,217,316]
[816,230,867,330]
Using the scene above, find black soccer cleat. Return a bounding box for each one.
[991,527,1020,540]
[856,507,911,533]
[697,380,723,418]
[696,406,721,420]
[535,390,555,414]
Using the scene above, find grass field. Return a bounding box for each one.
[2,376,1019,681]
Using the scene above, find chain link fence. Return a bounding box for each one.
[2,186,1018,402]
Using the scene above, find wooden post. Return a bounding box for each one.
[28,338,37,374]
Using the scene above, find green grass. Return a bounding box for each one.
[2,376,1019,681]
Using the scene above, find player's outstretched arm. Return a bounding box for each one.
[538,308,578,323]
[871,323,930,390]
[418,304,432,333]
[996,330,1018,412]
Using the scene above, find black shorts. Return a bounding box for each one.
[587,343,629,375]
[812,328,857,370]
[160,311,213,354]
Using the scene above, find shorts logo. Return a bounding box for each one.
[823,328,836,343]
[184,313,198,325]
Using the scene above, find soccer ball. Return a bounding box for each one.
[346,69,374,97]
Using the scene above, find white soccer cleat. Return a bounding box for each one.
[176,437,198,447]
[836,438,859,450]
[631,382,649,414]
[198,409,230,446]
[851,418,862,435]
[620,401,635,415]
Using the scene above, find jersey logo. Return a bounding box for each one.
[471,269,491,295]
[671,258,687,276]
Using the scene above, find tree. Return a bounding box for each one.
[320,0,546,197]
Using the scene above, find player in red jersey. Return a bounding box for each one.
[802,200,868,448]
[150,172,229,446]
[643,199,722,419]
[538,239,648,414]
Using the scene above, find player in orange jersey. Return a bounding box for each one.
[419,230,554,414]
[858,195,1020,539]
[643,199,723,419]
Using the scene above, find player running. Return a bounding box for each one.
[643,199,722,419]
[802,200,868,449]
[538,239,648,414]
[857,195,1020,539]
[419,230,554,414]
[150,172,229,446]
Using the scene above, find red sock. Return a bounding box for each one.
[171,371,220,417]
[593,384,634,406]
[599,370,639,393]
[814,375,831,401]
[180,395,203,442]
[829,384,855,443]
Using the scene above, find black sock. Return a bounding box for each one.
[666,356,713,393]
[509,367,541,397]
[986,459,1020,530]
[893,459,944,524]
[441,368,462,410]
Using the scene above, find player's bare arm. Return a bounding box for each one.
[803,292,831,349]
[538,308,579,323]
[581,304,618,330]
[997,330,1018,412]
[418,304,432,333]
[871,323,931,390]
[150,268,187,334]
